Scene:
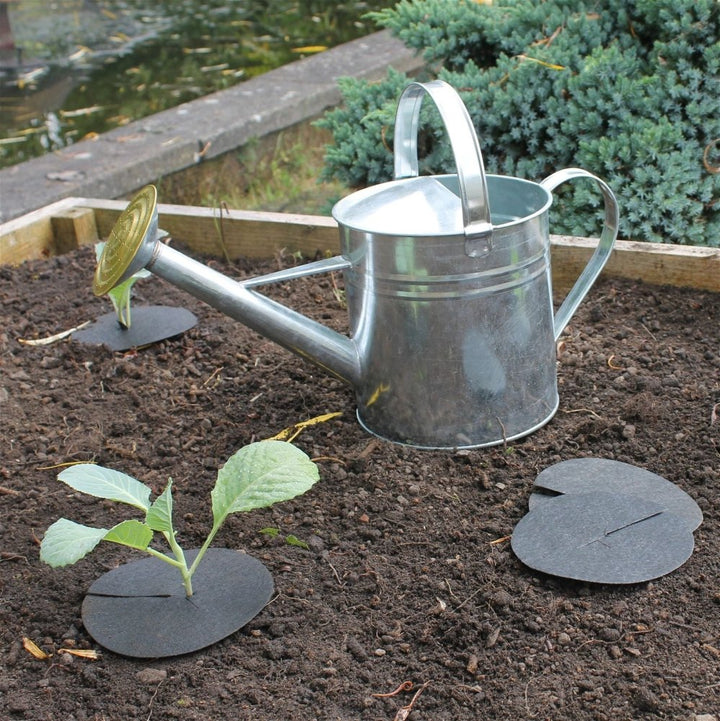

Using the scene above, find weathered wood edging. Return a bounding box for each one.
[1,197,718,294]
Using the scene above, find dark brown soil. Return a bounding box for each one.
[1,243,719,721]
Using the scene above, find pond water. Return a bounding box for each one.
[0,0,388,169]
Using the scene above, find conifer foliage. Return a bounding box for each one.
[317,0,720,245]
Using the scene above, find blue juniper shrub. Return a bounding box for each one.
[317,0,720,246]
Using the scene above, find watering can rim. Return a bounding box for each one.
[331,172,554,238]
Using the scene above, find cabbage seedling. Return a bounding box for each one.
[40,440,320,597]
[94,241,152,329]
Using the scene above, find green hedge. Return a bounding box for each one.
[317,0,720,246]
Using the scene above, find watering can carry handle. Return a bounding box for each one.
[394,80,493,255]
[540,168,619,340]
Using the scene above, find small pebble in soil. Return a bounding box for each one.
[136,668,167,685]
[631,686,661,713]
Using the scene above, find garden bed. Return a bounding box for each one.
[1,204,719,720]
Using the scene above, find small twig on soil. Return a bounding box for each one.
[453,587,483,612]
[145,679,164,721]
[326,560,344,586]
[182,436,203,451]
[639,322,657,341]
[1,552,29,564]
[356,438,380,460]
[524,680,538,718]
[372,680,414,698]
[489,535,511,545]
[393,681,430,721]
[711,402,718,426]
[496,417,507,447]
[562,407,602,419]
[35,460,94,472]
[444,579,458,600]
[312,456,347,466]
[203,366,224,387]
[576,638,607,650]
[0,485,19,495]
[668,620,698,632]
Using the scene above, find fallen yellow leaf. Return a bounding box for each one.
[268,412,342,442]
[489,535,512,545]
[18,321,91,346]
[22,637,50,660]
[59,648,100,660]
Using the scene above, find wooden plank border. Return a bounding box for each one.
[1,197,718,293]
[551,236,720,293]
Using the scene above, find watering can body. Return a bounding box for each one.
[94,80,618,449]
[335,174,561,448]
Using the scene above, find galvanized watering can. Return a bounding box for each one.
[94,80,619,449]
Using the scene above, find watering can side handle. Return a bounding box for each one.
[393,80,493,251]
[540,168,619,341]
[240,255,351,289]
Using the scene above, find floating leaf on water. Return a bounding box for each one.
[60,106,105,119]
[200,63,230,73]
[291,45,328,54]
[68,46,92,62]
[106,114,131,126]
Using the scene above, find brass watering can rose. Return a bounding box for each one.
[93,184,158,296]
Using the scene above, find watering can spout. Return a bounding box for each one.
[93,186,362,387]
